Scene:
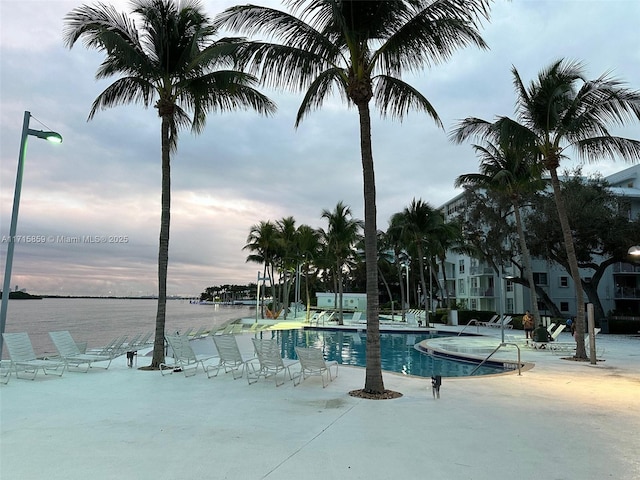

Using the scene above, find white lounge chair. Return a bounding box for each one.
[549,328,601,354]
[87,334,129,357]
[293,346,338,388]
[488,315,513,329]
[3,332,66,380]
[350,311,363,324]
[160,334,218,377]
[406,312,419,327]
[0,360,11,384]
[532,324,566,349]
[49,330,113,372]
[208,334,256,379]
[248,338,299,387]
[479,315,499,327]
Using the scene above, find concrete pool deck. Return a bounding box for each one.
[1,325,639,479]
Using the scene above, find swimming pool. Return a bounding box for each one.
[270,329,507,378]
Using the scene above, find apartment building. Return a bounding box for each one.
[438,164,640,319]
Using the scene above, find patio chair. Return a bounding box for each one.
[488,315,513,329]
[350,311,363,324]
[532,324,566,349]
[0,360,11,384]
[293,346,338,388]
[49,331,113,372]
[479,315,499,327]
[207,334,256,379]
[88,334,129,357]
[2,332,66,380]
[248,338,299,387]
[549,328,601,354]
[160,334,218,377]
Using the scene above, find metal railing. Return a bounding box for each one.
[457,319,481,336]
[469,342,522,376]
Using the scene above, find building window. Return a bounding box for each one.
[559,276,569,288]
[506,280,513,292]
[459,259,465,274]
[470,299,477,310]
[506,298,514,313]
[560,302,569,312]
[533,272,548,286]
[458,278,465,295]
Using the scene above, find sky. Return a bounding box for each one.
[1,0,639,298]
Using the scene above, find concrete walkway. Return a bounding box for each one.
[1,327,639,480]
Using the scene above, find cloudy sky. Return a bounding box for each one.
[1,0,639,297]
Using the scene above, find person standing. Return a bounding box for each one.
[522,310,534,340]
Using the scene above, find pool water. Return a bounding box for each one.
[271,329,505,378]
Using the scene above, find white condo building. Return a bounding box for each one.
[437,164,640,324]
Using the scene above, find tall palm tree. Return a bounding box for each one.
[321,201,363,325]
[295,224,321,318]
[452,59,640,359]
[244,220,279,318]
[455,141,545,325]
[64,0,276,368]
[392,199,443,321]
[276,216,298,318]
[215,0,491,395]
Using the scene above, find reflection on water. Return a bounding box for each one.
[268,329,503,378]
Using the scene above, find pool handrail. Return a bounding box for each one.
[469,342,522,376]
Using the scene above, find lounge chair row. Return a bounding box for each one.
[160,333,338,388]
[1,330,155,381]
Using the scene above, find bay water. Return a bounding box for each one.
[1,298,253,358]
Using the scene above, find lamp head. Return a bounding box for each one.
[27,128,62,144]
[629,246,640,256]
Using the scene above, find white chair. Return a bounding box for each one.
[293,346,338,388]
[248,338,299,387]
[208,334,256,379]
[479,315,499,327]
[532,324,566,349]
[3,332,66,380]
[160,334,218,377]
[49,331,113,372]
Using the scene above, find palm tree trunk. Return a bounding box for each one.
[549,167,587,358]
[357,101,384,394]
[151,115,171,368]
[417,251,429,322]
[512,198,542,324]
[337,263,344,325]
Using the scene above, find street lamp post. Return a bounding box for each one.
[0,111,62,358]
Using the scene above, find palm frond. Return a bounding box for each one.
[295,68,348,126]
[374,75,441,126]
[88,77,155,119]
[376,0,490,76]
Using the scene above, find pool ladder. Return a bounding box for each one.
[469,342,523,376]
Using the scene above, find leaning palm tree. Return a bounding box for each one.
[64,0,276,368]
[215,0,491,395]
[452,59,640,359]
[455,141,545,325]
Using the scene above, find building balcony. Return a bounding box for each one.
[613,262,640,273]
[614,287,640,299]
[469,266,495,275]
[469,287,495,297]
